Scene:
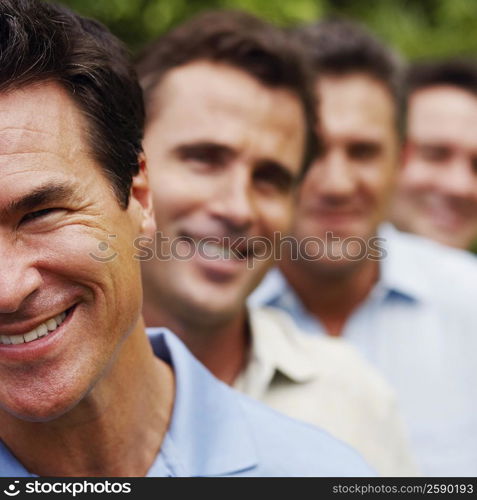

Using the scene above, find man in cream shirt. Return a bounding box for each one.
[237,307,416,476]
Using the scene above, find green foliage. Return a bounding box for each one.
[53,0,477,59]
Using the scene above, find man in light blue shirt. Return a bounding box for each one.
[0,0,373,477]
[250,20,477,476]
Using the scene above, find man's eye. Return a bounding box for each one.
[21,208,59,224]
[254,164,294,194]
[177,145,230,168]
[184,151,214,163]
[417,145,451,163]
[348,142,381,161]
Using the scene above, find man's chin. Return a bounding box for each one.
[423,225,475,250]
[291,236,373,276]
[175,286,246,328]
[0,393,81,423]
[306,255,366,277]
[295,236,370,263]
[0,368,95,424]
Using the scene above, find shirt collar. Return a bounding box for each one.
[0,442,35,477]
[251,224,430,308]
[148,328,258,476]
[246,307,318,384]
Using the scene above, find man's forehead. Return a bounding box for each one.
[0,83,98,208]
[409,86,477,125]
[148,61,303,128]
[0,82,87,156]
[317,73,396,134]
[410,85,477,113]
[409,86,477,145]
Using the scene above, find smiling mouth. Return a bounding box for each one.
[179,234,251,261]
[0,306,75,346]
[200,241,250,260]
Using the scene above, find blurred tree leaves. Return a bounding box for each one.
[53,0,477,58]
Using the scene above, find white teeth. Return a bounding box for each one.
[202,242,232,259]
[46,318,57,331]
[37,323,48,338]
[23,329,39,343]
[0,309,69,346]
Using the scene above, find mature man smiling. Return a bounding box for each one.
[0,0,374,477]
[392,59,477,250]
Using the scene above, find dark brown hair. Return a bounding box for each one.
[136,9,318,176]
[292,18,403,135]
[406,58,477,99]
[293,18,402,104]
[0,0,144,207]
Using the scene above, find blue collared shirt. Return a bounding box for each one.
[249,225,477,477]
[0,329,374,477]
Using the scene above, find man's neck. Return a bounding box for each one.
[280,257,380,337]
[144,301,249,385]
[0,322,174,477]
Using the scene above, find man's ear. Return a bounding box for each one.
[130,153,156,237]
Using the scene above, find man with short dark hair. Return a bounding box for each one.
[0,1,373,477]
[392,59,477,249]
[251,19,477,476]
[138,11,416,476]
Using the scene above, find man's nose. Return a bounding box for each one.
[208,167,255,232]
[315,149,357,199]
[442,158,477,201]
[0,246,42,313]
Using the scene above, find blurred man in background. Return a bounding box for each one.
[138,10,415,475]
[251,19,477,476]
[392,59,477,250]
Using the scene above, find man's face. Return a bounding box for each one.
[0,82,153,421]
[142,61,305,324]
[393,86,477,249]
[290,73,398,270]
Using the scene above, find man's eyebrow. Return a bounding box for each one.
[255,159,298,187]
[5,183,77,216]
[172,141,236,161]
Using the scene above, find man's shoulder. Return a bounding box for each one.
[390,228,477,269]
[249,307,399,420]
[250,307,393,393]
[233,390,375,477]
[147,328,374,477]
